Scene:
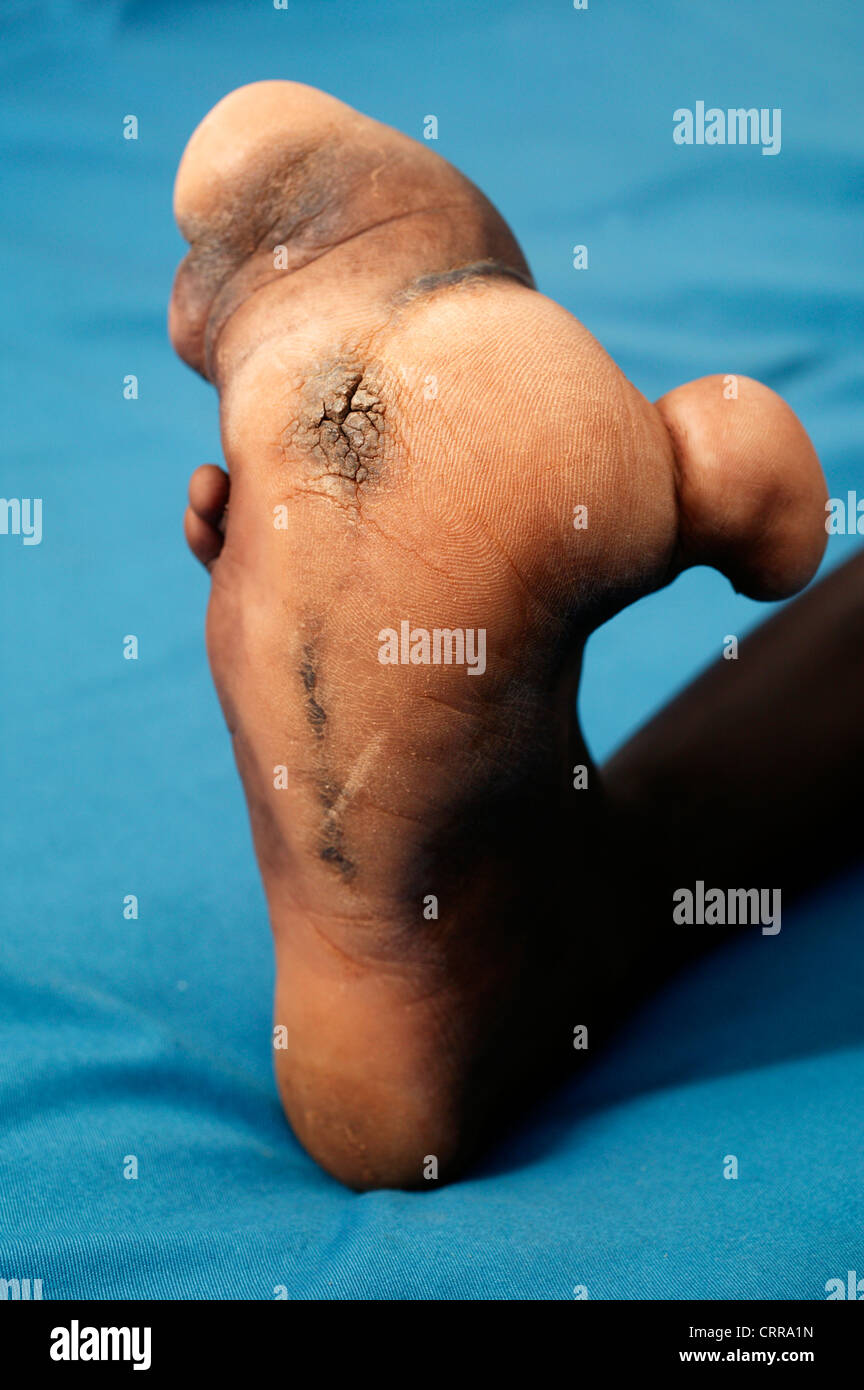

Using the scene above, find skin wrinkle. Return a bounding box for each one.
[327,734,387,823]
[299,908,454,986]
[351,511,472,583]
[202,200,481,381]
[393,259,535,304]
[177,138,332,251]
[474,515,556,622]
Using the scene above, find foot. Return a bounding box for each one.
[172,81,826,1189]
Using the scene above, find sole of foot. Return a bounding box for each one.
[172,82,827,1188]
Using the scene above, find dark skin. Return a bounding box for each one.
[604,547,864,906]
[191,468,862,1164]
[174,81,838,1188]
[502,548,864,1137]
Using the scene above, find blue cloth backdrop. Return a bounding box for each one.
[1,0,862,1298]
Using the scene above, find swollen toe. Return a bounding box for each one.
[170,81,531,378]
[185,463,229,569]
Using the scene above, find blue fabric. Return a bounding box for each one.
[1,0,862,1299]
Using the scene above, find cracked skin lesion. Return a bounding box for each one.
[286,360,386,485]
[281,361,390,874]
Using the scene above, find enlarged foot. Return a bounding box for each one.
[172,82,826,1188]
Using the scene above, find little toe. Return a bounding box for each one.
[185,463,229,569]
[189,462,230,525]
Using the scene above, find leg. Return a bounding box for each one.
[604,549,864,901]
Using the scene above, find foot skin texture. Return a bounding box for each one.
[171,81,827,1190]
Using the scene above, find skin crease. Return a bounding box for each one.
[171,81,827,1189]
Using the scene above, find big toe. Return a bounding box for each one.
[169,80,531,379]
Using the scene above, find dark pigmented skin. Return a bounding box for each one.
[288,362,386,486]
[297,640,356,878]
[299,643,327,736]
[394,258,534,304]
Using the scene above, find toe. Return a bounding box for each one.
[170,81,531,379]
[189,462,230,524]
[185,463,229,569]
[657,376,827,600]
[184,506,223,570]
